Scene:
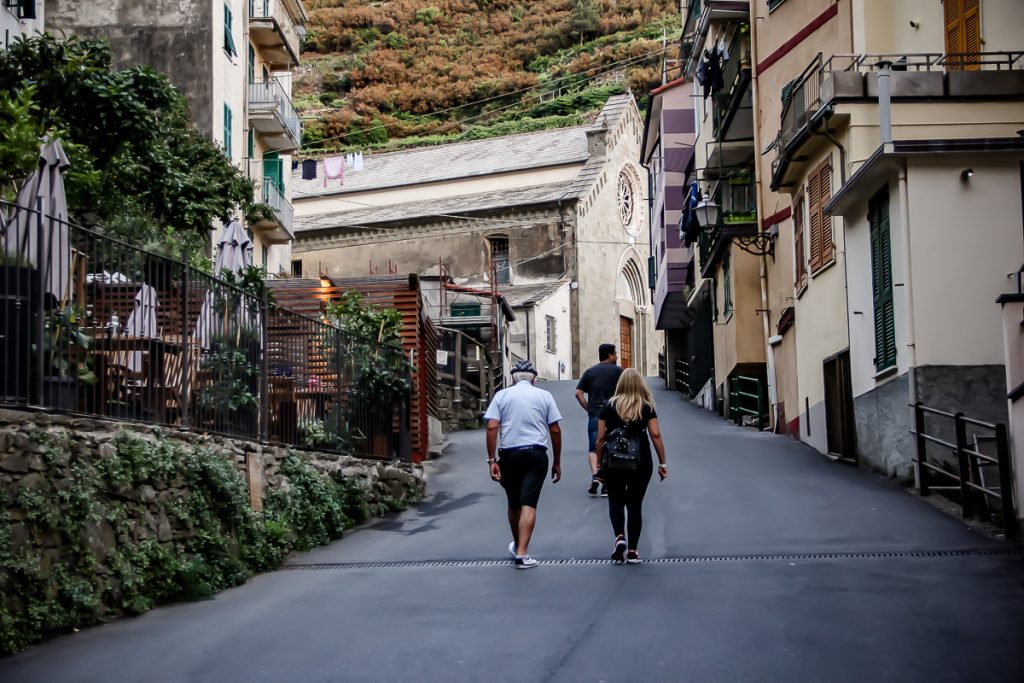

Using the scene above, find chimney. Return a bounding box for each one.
[586,127,608,157]
[877,61,893,145]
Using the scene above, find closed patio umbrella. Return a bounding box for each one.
[121,284,158,372]
[194,220,256,348]
[3,138,72,304]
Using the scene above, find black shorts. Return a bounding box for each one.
[498,446,548,508]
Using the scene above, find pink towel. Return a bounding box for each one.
[323,156,344,186]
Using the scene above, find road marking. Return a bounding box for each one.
[283,547,1023,570]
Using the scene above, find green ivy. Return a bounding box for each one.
[0,430,406,655]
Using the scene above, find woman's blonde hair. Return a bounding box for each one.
[609,368,655,422]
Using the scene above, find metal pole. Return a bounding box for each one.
[914,402,929,496]
[954,412,974,519]
[180,254,191,429]
[34,199,45,407]
[877,61,893,145]
[995,422,1019,540]
[259,296,269,442]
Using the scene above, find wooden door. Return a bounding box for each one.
[619,316,634,369]
[824,351,857,463]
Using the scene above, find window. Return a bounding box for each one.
[223,104,233,160]
[545,315,556,353]
[262,245,269,268]
[722,249,733,315]
[711,277,719,322]
[944,0,981,71]
[489,236,510,285]
[807,158,834,274]
[767,0,787,11]
[869,188,897,372]
[291,259,303,277]
[247,129,255,159]
[223,3,237,57]
[247,43,255,83]
[13,0,35,19]
[793,191,807,291]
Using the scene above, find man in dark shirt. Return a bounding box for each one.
[575,343,624,496]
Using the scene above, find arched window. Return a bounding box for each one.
[488,236,510,285]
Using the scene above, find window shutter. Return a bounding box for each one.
[224,3,238,57]
[963,0,981,70]
[818,161,834,264]
[17,0,35,20]
[869,189,896,371]
[223,104,233,160]
[807,172,822,272]
[793,192,806,290]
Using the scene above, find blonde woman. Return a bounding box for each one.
[595,368,668,564]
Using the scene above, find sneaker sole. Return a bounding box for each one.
[611,540,627,563]
[515,563,538,570]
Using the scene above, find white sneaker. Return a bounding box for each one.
[508,541,516,558]
[514,555,539,569]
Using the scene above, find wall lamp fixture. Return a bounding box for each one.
[960,168,975,182]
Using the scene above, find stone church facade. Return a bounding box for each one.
[291,94,658,379]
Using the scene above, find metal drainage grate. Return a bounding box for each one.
[284,547,1023,571]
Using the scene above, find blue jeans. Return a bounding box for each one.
[587,415,600,453]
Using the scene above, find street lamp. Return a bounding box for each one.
[694,193,721,228]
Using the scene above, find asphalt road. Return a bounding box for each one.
[3,380,1023,682]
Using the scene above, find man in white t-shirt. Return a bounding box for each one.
[484,359,562,569]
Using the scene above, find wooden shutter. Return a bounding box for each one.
[818,161,834,265]
[869,189,896,371]
[807,172,822,272]
[793,192,806,290]
[945,0,981,71]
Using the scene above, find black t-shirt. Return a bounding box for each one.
[599,403,657,433]
[576,363,624,417]
[600,403,657,458]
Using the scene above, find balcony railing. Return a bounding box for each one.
[260,178,294,240]
[249,0,303,68]
[248,78,301,151]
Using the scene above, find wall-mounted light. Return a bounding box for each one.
[960,168,975,182]
[909,19,921,29]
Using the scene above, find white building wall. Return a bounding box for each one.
[533,285,572,381]
[2,0,43,46]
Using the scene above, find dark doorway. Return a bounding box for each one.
[823,350,857,463]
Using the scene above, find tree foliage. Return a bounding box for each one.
[298,0,679,151]
[0,35,254,253]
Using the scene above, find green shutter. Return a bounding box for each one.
[723,250,733,314]
[262,245,269,267]
[768,0,787,11]
[247,43,255,83]
[223,104,233,160]
[869,189,896,371]
[224,3,237,56]
[263,152,283,193]
[247,129,255,159]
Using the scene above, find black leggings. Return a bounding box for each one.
[605,454,653,550]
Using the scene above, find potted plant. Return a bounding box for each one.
[37,307,97,410]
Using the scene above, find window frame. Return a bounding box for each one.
[722,248,733,317]
[545,315,557,354]
[223,103,233,160]
[793,191,808,295]
[488,236,510,285]
[767,0,787,13]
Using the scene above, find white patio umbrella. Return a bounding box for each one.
[121,284,158,372]
[3,139,72,303]
[193,220,256,348]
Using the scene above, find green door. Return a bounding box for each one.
[263,152,284,195]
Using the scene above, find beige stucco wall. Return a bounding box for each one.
[711,245,766,388]
[853,0,1024,54]
[908,156,1024,367]
[293,165,583,218]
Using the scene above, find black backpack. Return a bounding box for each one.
[603,423,644,471]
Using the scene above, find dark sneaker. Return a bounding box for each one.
[587,478,600,496]
[600,484,609,497]
[514,555,539,569]
[626,550,642,564]
[611,537,627,563]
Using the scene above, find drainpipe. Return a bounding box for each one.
[749,10,774,428]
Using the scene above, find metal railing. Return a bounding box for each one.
[824,50,1024,73]
[248,78,302,145]
[0,200,410,460]
[437,327,494,408]
[777,53,823,156]
[912,402,1018,540]
[674,359,690,397]
[260,177,294,237]
[728,374,766,429]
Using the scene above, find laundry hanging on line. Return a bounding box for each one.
[301,158,318,180]
[323,156,344,186]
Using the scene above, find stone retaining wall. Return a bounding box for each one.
[437,384,484,433]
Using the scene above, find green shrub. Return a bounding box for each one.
[0,431,403,654]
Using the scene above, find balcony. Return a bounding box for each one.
[770,50,1024,190]
[697,179,757,279]
[245,160,294,244]
[249,0,305,69]
[248,78,302,153]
